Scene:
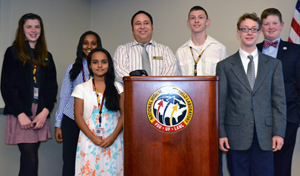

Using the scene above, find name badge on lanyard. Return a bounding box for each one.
[93,78,105,137]
[95,126,104,137]
[34,87,39,99]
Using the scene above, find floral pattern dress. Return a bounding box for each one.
[75,93,124,176]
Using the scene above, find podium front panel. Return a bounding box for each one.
[123,76,219,176]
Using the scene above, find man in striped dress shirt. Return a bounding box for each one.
[113,10,180,83]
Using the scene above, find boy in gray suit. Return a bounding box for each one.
[217,13,286,176]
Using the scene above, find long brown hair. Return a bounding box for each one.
[13,13,48,67]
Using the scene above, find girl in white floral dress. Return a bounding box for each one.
[72,48,124,176]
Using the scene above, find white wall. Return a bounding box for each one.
[0,0,91,175]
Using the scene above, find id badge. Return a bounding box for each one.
[95,127,104,137]
[34,87,39,99]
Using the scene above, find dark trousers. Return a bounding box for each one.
[226,130,274,176]
[274,121,299,176]
[61,115,80,176]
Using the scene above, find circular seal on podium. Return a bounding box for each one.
[146,86,193,133]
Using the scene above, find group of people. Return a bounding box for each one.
[0,5,299,176]
[218,9,299,176]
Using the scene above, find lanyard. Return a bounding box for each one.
[33,65,37,85]
[92,79,105,126]
[82,66,86,82]
[190,47,204,76]
[82,66,92,82]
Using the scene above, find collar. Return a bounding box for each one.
[131,39,155,47]
[239,47,258,59]
[82,57,88,65]
[187,35,217,50]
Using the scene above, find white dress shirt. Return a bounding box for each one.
[239,48,259,78]
[113,40,179,83]
[175,35,227,76]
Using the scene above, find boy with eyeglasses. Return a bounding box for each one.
[257,8,300,176]
[217,13,286,176]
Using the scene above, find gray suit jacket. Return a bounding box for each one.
[216,51,286,151]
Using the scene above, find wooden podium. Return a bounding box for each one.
[123,76,219,176]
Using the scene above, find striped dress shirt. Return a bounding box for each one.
[55,58,90,127]
[113,40,179,82]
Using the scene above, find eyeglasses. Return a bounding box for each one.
[239,28,260,33]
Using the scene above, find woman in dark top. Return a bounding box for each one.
[1,13,58,176]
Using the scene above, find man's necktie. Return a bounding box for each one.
[247,55,255,90]
[264,40,278,48]
[141,44,151,75]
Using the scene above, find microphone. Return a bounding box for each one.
[129,70,148,76]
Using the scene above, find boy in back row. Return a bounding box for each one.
[257,8,300,176]
[176,6,227,76]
